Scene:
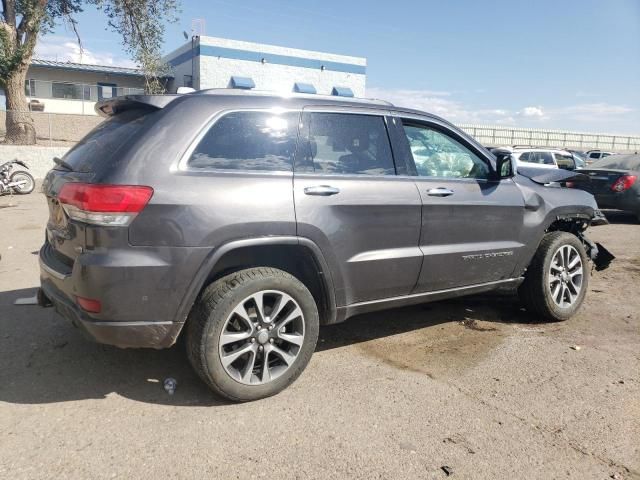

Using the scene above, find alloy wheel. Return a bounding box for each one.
[548,245,584,308]
[218,290,305,385]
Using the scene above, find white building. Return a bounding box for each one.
[164,35,367,97]
[21,59,151,115]
[2,36,367,116]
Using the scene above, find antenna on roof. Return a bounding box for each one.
[191,18,205,37]
[183,31,189,40]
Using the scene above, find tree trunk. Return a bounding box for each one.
[4,65,36,145]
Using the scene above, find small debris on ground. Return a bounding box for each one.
[461,318,497,332]
[164,378,177,395]
[570,345,582,351]
[441,466,454,476]
[52,341,68,350]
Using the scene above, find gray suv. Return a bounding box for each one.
[38,90,612,401]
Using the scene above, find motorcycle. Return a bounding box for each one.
[0,160,35,195]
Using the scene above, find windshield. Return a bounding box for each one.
[61,108,157,173]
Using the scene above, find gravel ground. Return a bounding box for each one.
[0,190,638,479]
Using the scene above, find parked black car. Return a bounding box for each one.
[38,90,612,401]
[568,154,640,221]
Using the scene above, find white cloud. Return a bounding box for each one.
[520,106,545,118]
[35,35,136,68]
[366,86,515,124]
[365,87,636,132]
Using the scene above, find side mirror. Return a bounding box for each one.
[494,152,515,179]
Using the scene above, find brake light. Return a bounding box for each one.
[58,183,153,226]
[76,296,102,313]
[565,181,575,188]
[610,175,637,192]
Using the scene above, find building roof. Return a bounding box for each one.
[30,58,173,78]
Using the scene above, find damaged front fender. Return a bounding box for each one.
[577,231,615,271]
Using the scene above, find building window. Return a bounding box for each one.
[25,79,36,97]
[184,75,193,88]
[52,82,90,100]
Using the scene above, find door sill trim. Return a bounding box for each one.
[339,277,523,320]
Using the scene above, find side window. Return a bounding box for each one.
[539,152,554,165]
[589,152,600,159]
[519,152,532,162]
[188,111,299,171]
[554,153,575,170]
[401,122,489,179]
[296,112,395,175]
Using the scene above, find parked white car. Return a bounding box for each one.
[506,147,578,171]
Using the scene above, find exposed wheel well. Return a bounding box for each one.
[200,244,334,325]
[546,216,590,236]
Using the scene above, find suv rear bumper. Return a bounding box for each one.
[39,244,185,349]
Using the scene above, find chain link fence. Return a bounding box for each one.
[1,110,639,152]
[0,110,102,146]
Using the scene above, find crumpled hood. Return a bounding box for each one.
[516,166,588,185]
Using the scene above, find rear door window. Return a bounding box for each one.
[295,112,395,175]
[62,108,156,173]
[188,111,299,172]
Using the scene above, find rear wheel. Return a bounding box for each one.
[519,232,589,321]
[10,171,35,194]
[186,267,319,402]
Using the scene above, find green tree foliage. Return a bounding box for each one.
[0,0,178,144]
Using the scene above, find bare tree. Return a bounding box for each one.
[0,0,178,144]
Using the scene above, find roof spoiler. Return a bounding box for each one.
[95,95,180,117]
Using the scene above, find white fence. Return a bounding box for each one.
[457,124,640,153]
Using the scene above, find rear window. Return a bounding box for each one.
[188,111,299,172]
[62,108,155,173]
[591,154,640,170]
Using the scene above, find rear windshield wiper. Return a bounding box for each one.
[53,157,74,171]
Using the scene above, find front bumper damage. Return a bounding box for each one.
[578,231,615,271]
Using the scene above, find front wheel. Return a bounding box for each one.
[186,267,319,402]
[518,232,589,321]
[10,171,35,194]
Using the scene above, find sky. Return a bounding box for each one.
[30,0,640,134]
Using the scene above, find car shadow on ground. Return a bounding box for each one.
[0,286,542,407]
[602,210,639,225]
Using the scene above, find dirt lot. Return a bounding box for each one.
[0,190,638,479]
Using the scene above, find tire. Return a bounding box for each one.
[518,232,589,321]
[10,171,35,194]
[186,267,319,402]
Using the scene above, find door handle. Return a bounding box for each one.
[426,187,454,197]
[304,185,340,196]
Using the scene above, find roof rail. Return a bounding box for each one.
[196,88,394,106]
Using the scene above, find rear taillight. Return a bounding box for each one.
[58,183,153,226]
[76,296,102,313]
[565,181,575,188]
[610,175,637,193]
